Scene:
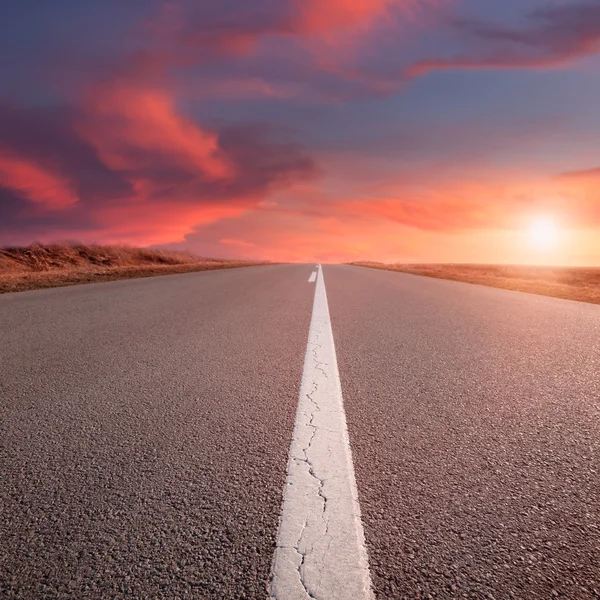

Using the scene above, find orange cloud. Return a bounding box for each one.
[340,178,580,234]
[0,149,78,210]
[332,167,600,243]
[94,201,248,246]
[340,185,516,231]
[164,166,600,264]
[561,166,600,181]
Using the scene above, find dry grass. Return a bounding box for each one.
[352,262,600,305]
[0,243,267,293]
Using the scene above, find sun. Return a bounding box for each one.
[528,217,561,249]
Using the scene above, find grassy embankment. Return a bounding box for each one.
[0,243,266,293]
[353,262,600,305]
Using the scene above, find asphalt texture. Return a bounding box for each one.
[325,265,600,600]
[1,265,314,599]
[2,264,599,599]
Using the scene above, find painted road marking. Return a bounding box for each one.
[270,265,373,600]
[308,272,317,283]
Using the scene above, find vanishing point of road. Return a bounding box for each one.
[1,265,598,599]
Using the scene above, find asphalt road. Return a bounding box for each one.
[326,265,600,600]
[1,265,314,599]
[1,264,599,599]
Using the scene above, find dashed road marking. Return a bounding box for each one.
[308,272,317,283]
[270,265,373,600]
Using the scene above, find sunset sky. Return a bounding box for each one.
[2,0,600,263]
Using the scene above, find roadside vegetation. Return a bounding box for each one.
[0,243,265,293]
[353,262,600,305]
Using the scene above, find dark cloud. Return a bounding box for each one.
[0,98,317,245]
[218,124,319,193]
[0,103,133,203]
[407,1,600,77]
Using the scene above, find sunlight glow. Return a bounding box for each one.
[528,217,561,249]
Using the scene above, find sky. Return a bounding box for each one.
[2,0,600,264]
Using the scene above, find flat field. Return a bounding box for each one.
[0,244,264,293]
[353,262,600,305]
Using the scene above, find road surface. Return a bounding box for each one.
[1,264,598,599]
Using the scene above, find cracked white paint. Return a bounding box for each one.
[270,264,373,600]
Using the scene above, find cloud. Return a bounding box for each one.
[141,158,600,262]
[220,238,256,248]
[126,0,409,71]
[79,84,232,180]
[297,0,397,33]
[108,0,442,103]
[336,166,600,238]
[0,103,134,203]
[162,203,412,262]
[406,2,600,78]
[161,0,407,43]
[338,182,523,232]
[0,150,78,210]
[1,0,330,249]
[4,0,600,262]
[0,94,317,246]
[561,165,600,180]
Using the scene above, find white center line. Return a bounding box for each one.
[308,271,317,283]
[270,265,373,600]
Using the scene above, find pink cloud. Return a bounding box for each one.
[79,85,232,180]
[0,148,78,210]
